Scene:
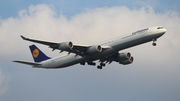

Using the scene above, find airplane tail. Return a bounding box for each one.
[29,45,50,62]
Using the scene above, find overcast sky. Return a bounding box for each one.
[0,0,180,101]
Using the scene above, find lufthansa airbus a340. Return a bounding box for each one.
[13,26,166,69]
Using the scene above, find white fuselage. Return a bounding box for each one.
[38,26,166,68]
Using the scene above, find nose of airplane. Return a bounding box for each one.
[157,28,166,37]
[161,28,166,35]
[154,27,166,38]
[163,28,167,33]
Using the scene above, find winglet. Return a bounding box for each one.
[21,35,28,40]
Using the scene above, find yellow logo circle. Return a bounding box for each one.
[32,49,39,58]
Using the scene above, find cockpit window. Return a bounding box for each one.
[157,27,163,29]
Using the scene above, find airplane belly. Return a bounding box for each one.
[42,55,84,68]
[114,34,153,51]
[86,48,117,61]
[56,55,84,68]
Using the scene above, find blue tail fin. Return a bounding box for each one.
[29,45,50,62]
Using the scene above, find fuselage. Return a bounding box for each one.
[38,26,166,69]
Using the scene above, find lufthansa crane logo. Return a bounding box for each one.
[32,49,39,58]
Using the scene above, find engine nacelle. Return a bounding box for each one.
[118,52,131,60]
[119,56,134,65]
[87,45,102,54]
[58,42,73,51]
[118,52,134,65]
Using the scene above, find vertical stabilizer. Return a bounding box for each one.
[29,45,50,62]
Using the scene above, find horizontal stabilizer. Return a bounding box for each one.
[13,60,42,66]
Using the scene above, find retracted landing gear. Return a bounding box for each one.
[152,39,157,46]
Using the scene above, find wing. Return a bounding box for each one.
[20,35,110,56]
[13,60,42,66]
[21,35,60,47]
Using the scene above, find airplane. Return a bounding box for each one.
[13,26,166,69]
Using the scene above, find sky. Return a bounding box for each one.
[0,0,180,101]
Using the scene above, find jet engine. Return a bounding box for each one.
[87,45,102,54]
[117,52,134,65]
[58,42,73,51]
